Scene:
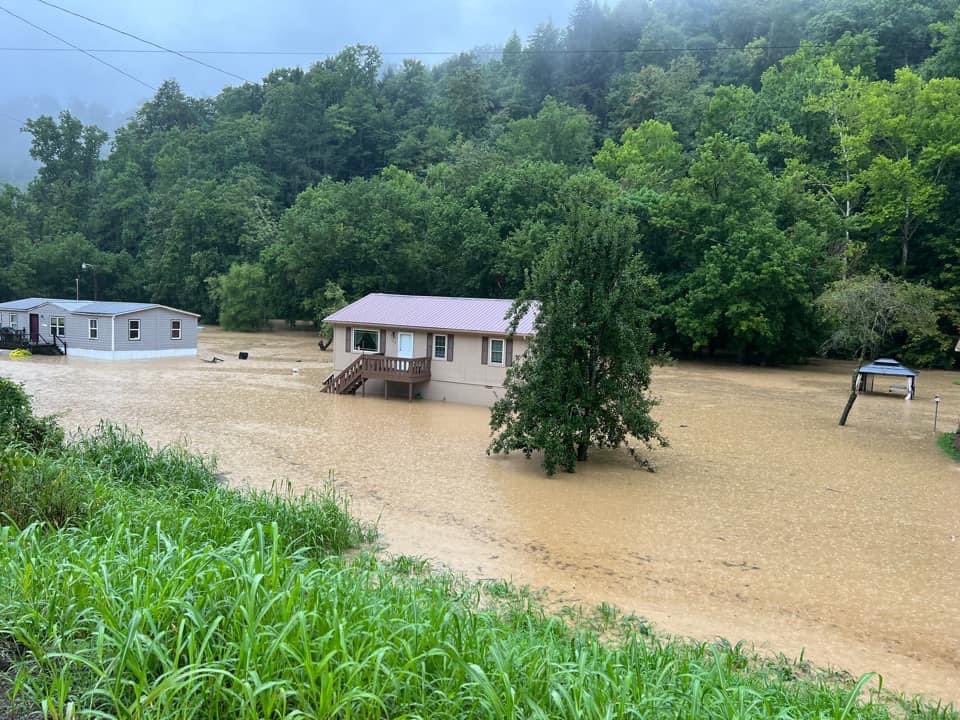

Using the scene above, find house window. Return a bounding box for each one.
[352,328,379,353]
[171,319,182,340]
[8,314,17,329]
[50,316,65,337]
[88,319,98,340]
[433,334,447,360]
[128,319,141,341]
[489,338,505,366]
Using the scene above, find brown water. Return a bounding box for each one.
[2,328,959,703]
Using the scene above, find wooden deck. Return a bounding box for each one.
[0,330,67,355]
[323,354,431,399]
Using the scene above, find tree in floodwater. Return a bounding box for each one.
[817,271,940,425]
[311,281,347,349]
[208,263,271,331]
[488,181,666,474]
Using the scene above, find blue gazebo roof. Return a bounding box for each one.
[858,358,918,377]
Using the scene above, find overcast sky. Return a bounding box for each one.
[1,0,577,112]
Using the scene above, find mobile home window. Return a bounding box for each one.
[8,314,17,329]
[489,338,505,366]
[88,319,98,339]
[433,334,447,360]
[50,316,65,337]
[351,328,379,353]
[171,319,182,340]
[128,319,141,341]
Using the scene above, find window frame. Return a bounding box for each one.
[128,319,141,342]
[170,319,182,340]
[488,338,505,366]
[432,334,447,360]
[50,316,65,337]
[351,327,380,354]
[8,314,17,329]
[88,318,98,340]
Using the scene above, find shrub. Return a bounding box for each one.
[0,447,94,528]
[937,432,960,462]
[0,377,62,451]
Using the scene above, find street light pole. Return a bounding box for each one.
[81,262,98,300]
[75,277,79,301]
[933,395,941,433]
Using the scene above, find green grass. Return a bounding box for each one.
[0,377,957,719]
[937,432,960,462]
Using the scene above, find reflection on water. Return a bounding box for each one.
[2,327,958,702]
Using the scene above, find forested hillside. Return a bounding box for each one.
[2,0,959,364]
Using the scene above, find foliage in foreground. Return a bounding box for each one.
[0,378,62,452]
[0,378,956,719]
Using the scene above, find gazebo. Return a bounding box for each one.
[856,358,918,399]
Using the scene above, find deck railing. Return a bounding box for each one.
[361,355,431,380]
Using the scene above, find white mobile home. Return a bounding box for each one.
[0,298,199,360]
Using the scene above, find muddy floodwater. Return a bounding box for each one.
[2,327,959,703]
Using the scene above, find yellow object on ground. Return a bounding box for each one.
[9,348,33,360]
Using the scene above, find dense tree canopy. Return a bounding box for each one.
[1,0,957,362]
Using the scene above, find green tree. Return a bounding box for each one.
[817,271,940,424]
[23,111,107,236]
[208,263,271,331]
[489,181,665,474]
[593,120,685,189]
[495,97,597,166]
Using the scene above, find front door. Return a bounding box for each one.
[397,332,414,359]
[29,314,39,343]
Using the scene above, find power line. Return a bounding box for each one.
[0,42,934,57]
[33,0,254,84]
[0,4,155,91]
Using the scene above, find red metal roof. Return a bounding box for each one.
[324,293,538,336]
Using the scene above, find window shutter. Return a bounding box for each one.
[447,334,454,362]
[427,333,433,357]
[505,338,514,367]
[379,329,387,354]
[481,336,488,365]
[345,326,352,353]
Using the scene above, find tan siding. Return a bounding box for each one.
[330,322,529,406]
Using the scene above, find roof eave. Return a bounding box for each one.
[325,318,533,337]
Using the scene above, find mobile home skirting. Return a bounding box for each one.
[67,347,198,360]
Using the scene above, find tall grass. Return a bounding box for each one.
[0,377,956,719]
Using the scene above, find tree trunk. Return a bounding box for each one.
[577,443,589,462]
[838,391,857,426]
[838,369,860,426]
[901,197,911,272]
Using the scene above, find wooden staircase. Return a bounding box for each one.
[323,355,366,394]
[323,354,431,397]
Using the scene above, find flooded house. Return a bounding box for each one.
[323,293,536,405]
[0,297,199,359]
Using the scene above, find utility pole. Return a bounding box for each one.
[75,277,79,301]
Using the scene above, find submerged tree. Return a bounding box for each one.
[208,263,271,331]
[817,271,940,424]
[488,185,666,474]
